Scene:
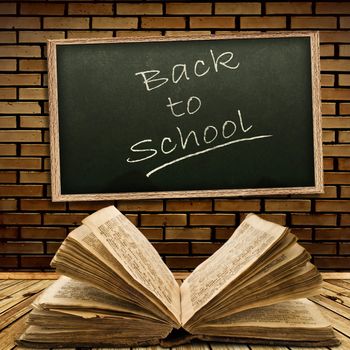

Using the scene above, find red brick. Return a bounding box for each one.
[166,199,211,212]
[340,104,350,115]
[68,201,113,211]
[301,242,337,255]
[240,213,286,226]
[0,130,41,142]
[266,2,311,14]
[0,3,16,15]
[321,74,335,87]
[153,242,189,254]
[321,59,350,72]
[323,117,350,128]
[323,157,334,170]
[0,158,41,170]
[0,88,16,99]
[69,3,113,15]
[118,3,162,15]
[165,227,211,240]
[340,17,350,29]
[215,227,236,240]
[341,186,350,198]
[0,17,40,29]
[21,227,67,240]
[0,213,41,225]
[44,213,87,226]
[21,144,49,156]
[21,3,64,15]
[324,172,350,185]
[322,130,335,142]
[21,199,65,211]
[0,59,16,71]
[265,200,311,212]
[0,199,17,211]
[323,145,350,157]
[192,242,222,255]
[316,2,350,14]
[142,17,185,29]
[339,74,350,86]
[0,144,16,156]
[46,242,61,254]
[20,255,53,269]
[20,116,48,128]
[291,214,337,226]
[19,31,65,43]
[190,214,235,226]
[314,257,350,270]
[214,199,260,211]
[20,171,50,184]
[0,73,41,85]
[339,243,350,254]
[44,17,89,30]
[320,45,334,57]
[316,200,350,212]
[117,200,163,212]
[340,45,350,57]
[191,16,235,29]
[290,228,312,240]
[216,2,261,14]
[0,227,18,239]
[0,116,16,128]
[139,227,163,240]
[241,16,286,29]
[316,228,350,241]
[339,158,350,171]
[320,32,350,43]
[141,214,186,226]
[341,214,350,226]
[322,103,336,115]
[292,16,337,29]
[0,32,16,44]
[93,17,138,29]
[0,45,41,57]
[117,31,162,38]
[0,172,17,184]
[322,88,350,101]
[165,256,206,270]
[67,31,113,39]
[0,256,18,269]
[0,242,43,254]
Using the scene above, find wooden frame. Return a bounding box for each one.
[48,32,323,201]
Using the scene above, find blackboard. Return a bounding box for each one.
[48,33,323,201]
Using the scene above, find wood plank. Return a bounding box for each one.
[316,305,350,337]
[322,273,350,280]
[331,330,350,350]
[0,281,38,305]
[210,343,249,350]
[322,282,350,306]
[309,295,350,320]
[0,292,38,331]
[249,346,289,350]
[0,314,29,350]
[326,279,350,291]
[0,272,59,280]
[0,280,24,291]
[0,280,52,314]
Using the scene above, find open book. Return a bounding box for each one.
[18,206,339,348]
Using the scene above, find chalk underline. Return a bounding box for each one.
[146,134,273,177]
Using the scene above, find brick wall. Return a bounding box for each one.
[0,1,349,271]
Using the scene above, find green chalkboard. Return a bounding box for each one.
[48,33,323,201]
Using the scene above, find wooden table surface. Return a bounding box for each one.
[0,272,349,350]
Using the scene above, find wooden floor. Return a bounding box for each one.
[0,272,349,350]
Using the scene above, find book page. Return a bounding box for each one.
[180,214,287,324]
[197,299,330,328]
[82,206,181,323]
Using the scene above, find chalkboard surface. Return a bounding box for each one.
[48,33,322,201]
